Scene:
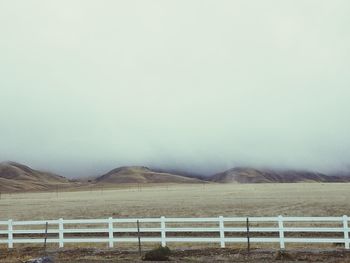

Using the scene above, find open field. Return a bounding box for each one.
[1,183,349,220]
[1,183,350,262]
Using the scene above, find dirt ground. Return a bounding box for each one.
[1,247,350,263]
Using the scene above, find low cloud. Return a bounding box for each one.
[0,0,349,177]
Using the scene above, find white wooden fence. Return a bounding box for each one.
[0,216,349,250]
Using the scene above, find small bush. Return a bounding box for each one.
[274,250,294,261]
[143,246,171,261]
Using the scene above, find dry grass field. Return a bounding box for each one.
[1,183,350,262]
[1,183,349,220]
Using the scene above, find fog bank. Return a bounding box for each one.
[1,1,350,177]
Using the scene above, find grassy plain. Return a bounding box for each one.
[1,183,350,261]
[1,183,349,220]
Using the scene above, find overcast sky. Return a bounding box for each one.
[0,0,350,177]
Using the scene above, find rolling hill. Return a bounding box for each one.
[2,161,349,193]
[95,166,204,184]
[0,161,72,192]
[210,167,350,183]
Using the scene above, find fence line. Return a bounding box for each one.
[0,216,349,250]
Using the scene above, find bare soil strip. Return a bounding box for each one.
[1,247,350,262]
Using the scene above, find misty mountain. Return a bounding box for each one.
[210,167,350,183]
[95,166,204,184]
[0,161,72,192]
[150,167,208,181]
[2,161,350,193]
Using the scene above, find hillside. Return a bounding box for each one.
[95,166,204,184]
[210,167,350,183]
[0,162,72,192]
[2,161,349,192]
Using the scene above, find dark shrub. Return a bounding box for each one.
[143,246,171,261]
[274,250,294,261]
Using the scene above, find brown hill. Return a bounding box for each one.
[0,162,72,192]
[210,167,350,183]
[95,166,204,184]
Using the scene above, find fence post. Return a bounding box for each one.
[44,222,49,252]
[246,217,250,254]
[278,215,285,250]
[161,216,166,247]
[8,219,13,249]
[108,217,114,248]
[219,216,225,248]
[343,215,349,249]
[137,220,142,256]
[58,218,64,248]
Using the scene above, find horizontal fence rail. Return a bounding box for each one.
[0,216,349,250]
